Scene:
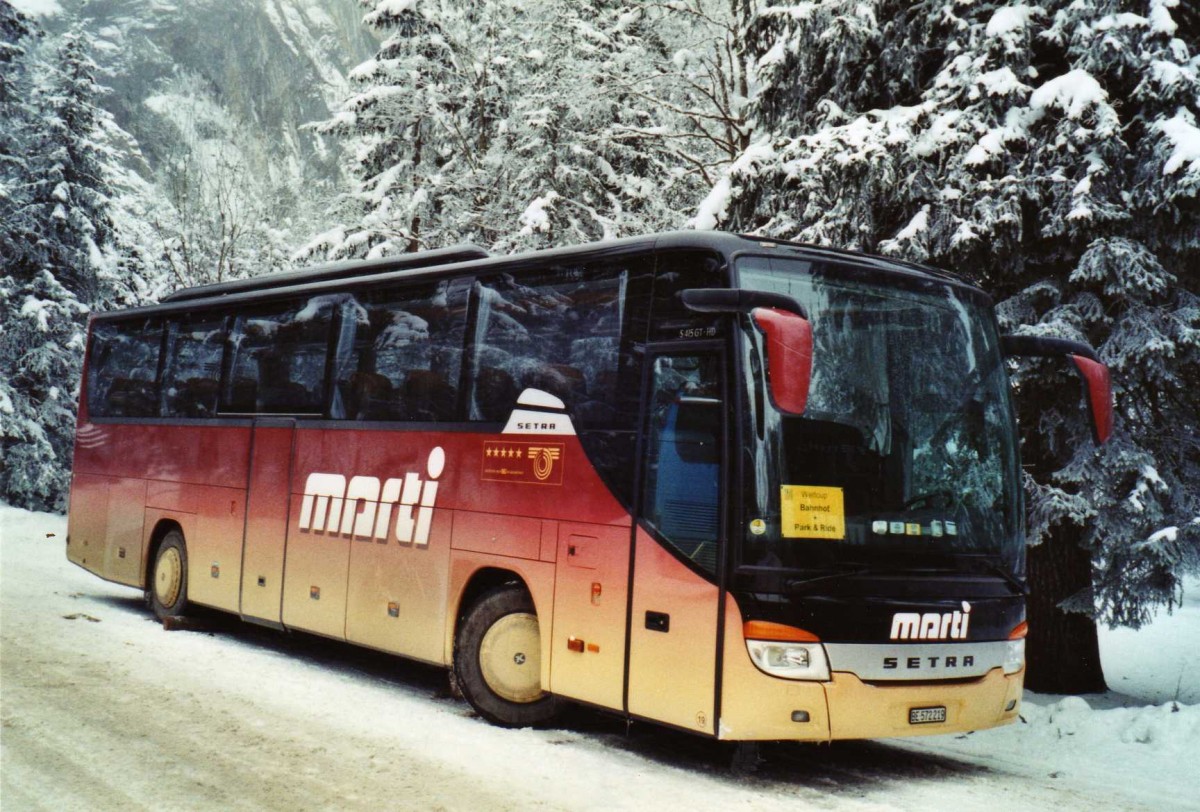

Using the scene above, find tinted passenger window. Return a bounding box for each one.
[470,266,626,422]
[330,280,469,421]
[162,316,225,418]
[87,318,162,418]
[221,297,333,415]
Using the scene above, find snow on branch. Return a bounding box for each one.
[691,139,774,230]
[1156,110,1200,178]
[1029,70,1109,121]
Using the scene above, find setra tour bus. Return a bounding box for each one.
[67,232,1112,742]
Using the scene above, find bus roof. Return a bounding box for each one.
[98,231,981,321]
[160,243,491,303]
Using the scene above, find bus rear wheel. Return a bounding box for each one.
[454,586,562,727]
[149,530,189,620]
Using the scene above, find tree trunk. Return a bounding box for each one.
[1025,522,1107,694]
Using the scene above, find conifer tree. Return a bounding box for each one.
[0,22,117,511]
[719,0,1200,692]
[492,1,708,251]
[304,0,735,259]
[304,0,521,259]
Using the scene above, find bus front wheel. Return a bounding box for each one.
[453,586,562,727]
[149,530,189,620]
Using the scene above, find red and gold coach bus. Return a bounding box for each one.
[67,232,1112,740]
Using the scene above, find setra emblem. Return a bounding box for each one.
[528,446,561,481]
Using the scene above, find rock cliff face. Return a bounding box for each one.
[47,0,375,192]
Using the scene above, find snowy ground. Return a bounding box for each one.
[2,504,1197,811]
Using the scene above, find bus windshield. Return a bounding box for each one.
[737,257,1022,578]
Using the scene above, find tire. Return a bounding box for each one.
[149,530,189,620]
[453,586,562,727]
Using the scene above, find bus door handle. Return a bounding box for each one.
[645,611,670,633]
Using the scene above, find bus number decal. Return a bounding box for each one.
[298,447,445,546]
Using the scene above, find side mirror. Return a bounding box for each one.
[1001,335,1113,444]
[680,288,814,416]
[1069,354,1114,445]
[752,307,814,416]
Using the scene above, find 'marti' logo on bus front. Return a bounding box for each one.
[299,447,445,546]
[889,601,972,641]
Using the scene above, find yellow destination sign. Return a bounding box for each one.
[780,485,846,540]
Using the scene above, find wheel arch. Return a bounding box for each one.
[449,566,564,726]
[444,555,557,677]
[143,518,184,589]
[455,567,531,624]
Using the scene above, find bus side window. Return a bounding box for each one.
[88,318,163,418]
[221,297,333,416]
[330,279,468,422]
[469,265,626,422]
[161,316,225,418]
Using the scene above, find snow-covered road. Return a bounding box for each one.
[2,505,1197,811]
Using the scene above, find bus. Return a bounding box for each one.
[67,231,1112,742]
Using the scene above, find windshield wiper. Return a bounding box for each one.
[950,556,1028,595]
[785,559,1027,596]
[785,564,948,593]
[785,567,875,594]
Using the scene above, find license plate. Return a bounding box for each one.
[909,706,947,725]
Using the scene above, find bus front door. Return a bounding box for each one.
[626,350,724,735]
[239,418,295,624]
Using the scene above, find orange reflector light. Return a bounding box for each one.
[586,643,600,653]
[743,620,820,642]
[1009,621,1028,639]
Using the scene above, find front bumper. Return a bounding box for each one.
[719,640,1024,741]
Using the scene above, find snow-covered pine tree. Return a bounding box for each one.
[302,0,522,259]
[38,28,116,302]
[492,1,718,252]
[719,0,1200,693]
[489,0,652,251]
[0,23,122,511]
[306,0,746,258]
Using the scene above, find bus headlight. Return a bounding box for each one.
[1003,638,1025,675]
[746,640,831,681]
